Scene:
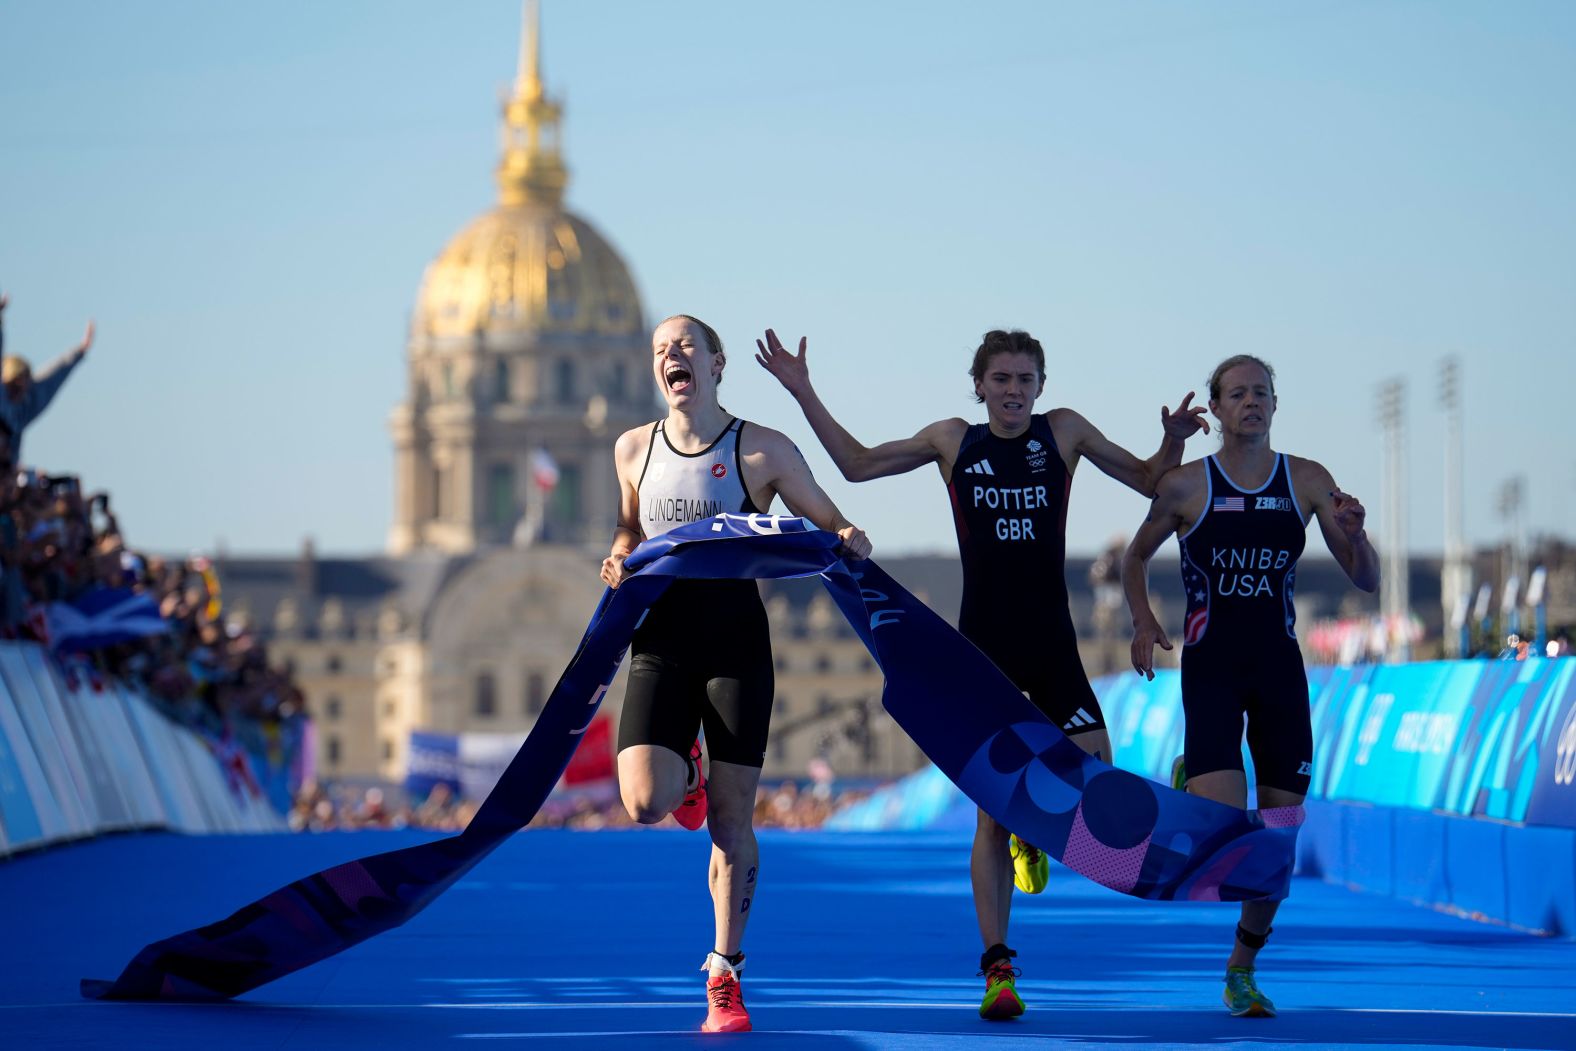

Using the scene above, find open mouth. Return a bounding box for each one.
[1003,400,1024,411]
[665,365,693,394]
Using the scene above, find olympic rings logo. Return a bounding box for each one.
[1555,703,1576,787]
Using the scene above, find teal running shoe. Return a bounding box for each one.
[1223,966,1276,1018]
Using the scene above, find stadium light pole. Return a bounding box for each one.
[1377,378,1409,662]
[1438,357,1469,657]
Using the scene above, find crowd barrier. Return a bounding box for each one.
[0,641,284,859]
[832,658,1576,936]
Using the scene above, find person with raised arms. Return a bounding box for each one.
[1121,354,1378,1018]
[602,314,871,1034]
[757,326,1205,1021]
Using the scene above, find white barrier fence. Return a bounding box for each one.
[0,641,284,858]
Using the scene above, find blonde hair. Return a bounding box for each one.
[1,357,31,385]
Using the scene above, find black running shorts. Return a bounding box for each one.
[616,580,775,768]
[1179,640,1313,796]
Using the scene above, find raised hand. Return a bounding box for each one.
[1330,489,1367,540]
[1161,391,1209,439]
[754,329,812,397]
[74,320,95,359]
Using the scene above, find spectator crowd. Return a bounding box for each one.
[0,290,306,792]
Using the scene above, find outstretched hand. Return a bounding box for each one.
[755,329,812,397]
[1330,489,1367,540]
[75,320,95,359]
[1161,391,1209,440]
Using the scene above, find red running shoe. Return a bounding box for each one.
[674,738,708,831]
[700,955,751,1033]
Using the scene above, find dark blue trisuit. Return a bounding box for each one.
[1177,453,1313,795]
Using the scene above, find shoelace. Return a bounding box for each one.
[708,976,740,1010]
[1227,972,1262,999]
[979,961,1021,983]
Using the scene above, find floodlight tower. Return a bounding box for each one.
[1438,358,1469,657]
[1377,378,1409,662]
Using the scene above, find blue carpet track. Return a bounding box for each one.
[3,829,1573,1049]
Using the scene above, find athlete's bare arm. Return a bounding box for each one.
[755,328,966,482]
[1047,395,1208,497]
[1290,457,1380,593]
[739,424,872,559]
[1122,463,1207,678]
[600,424,650,588]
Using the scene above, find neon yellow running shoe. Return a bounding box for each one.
[1009,834,1049,894]
[978,958,1025,1020]
[1222,966,1276,1018]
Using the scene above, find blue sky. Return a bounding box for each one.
[2,1,1572,558]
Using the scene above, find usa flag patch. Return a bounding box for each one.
[1212,497,1245,512]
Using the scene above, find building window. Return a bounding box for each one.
[526,671,546,715]
[326,736,341,766]
[551,464,581,535]
[383,700,397,719]
[493,358,510,403]
[608,362,627,403]
[487,463,516,530]
[474,672,497,717]
[324,696,341,721]
[431,466,444,520]
[443,362,457,400]
[816,654,832,674]
[325,653,342,674]
[555,359,575,404]
[382,739,394,761]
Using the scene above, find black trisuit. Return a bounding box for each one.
[616,418,775,768]
[1176,453,1313,795]
[947,415,1105,735]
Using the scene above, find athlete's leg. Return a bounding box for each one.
[705,759,763,956]
[618,745,691,823]
[971,808,1014,948]
[1228,784,1303,968]
[616,655,701,823]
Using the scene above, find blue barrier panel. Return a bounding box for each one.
[0,684,46,850]
[20,650,103,831]
[0,653,91,838]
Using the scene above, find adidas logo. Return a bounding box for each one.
[963,460,995,476]
[1062,708,1097,730]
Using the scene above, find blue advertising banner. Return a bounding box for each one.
[1100,656,1576,831]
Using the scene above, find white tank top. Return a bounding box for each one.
[637,417,759,538]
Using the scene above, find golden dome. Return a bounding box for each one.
[415,206,642,339]
[411,2,643,341]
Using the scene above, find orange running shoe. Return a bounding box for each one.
[674,738,708,831]
[700,953,751,1033]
